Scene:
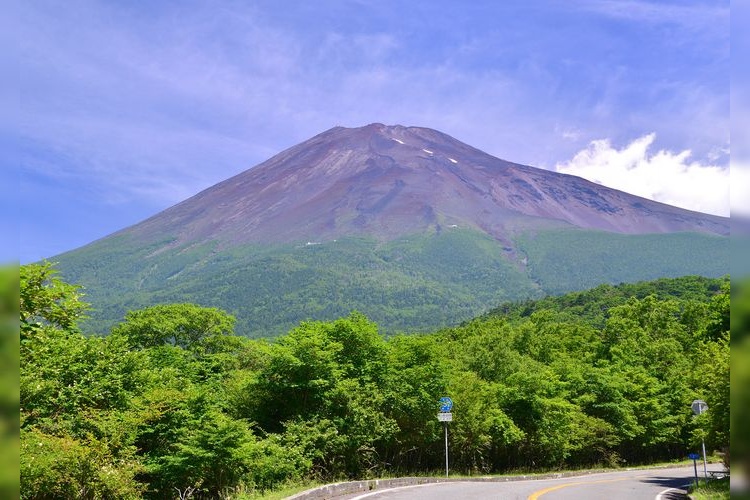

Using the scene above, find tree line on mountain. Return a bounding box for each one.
[55,228,728,340]
[20,263,729,499]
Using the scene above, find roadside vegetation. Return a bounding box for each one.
[20,263,729,499]
[690,477,730,499]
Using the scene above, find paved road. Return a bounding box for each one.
[341,465,719,500]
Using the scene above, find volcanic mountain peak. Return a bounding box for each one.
[125,124,728,249]
[56,123,729,337]
[317,123,502,166]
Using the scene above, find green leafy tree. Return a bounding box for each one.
[500,366,585,468]
[21,428,143,499]
[20,264,147,498]
[244,313,396,478]
[111,303,236,351]
[380,333,450,472]
[447,372,523,472]
[247,320,344,430]
[20,263,88,337]
[148,409,253,498]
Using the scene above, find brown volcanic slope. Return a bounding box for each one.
[122,123,727,248]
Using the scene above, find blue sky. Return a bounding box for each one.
[6,0,729,264]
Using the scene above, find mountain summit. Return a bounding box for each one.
[55,124,729,336]
[125,123,727,249]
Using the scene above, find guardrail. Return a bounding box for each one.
[286,469,632,499]
[707,470,729,480]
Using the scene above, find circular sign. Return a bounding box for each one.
[439,397,453,412]
[691,400,708,416]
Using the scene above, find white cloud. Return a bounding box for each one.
[732,161,750,217]
[555,134,729,216]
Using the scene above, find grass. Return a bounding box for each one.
[690,477,730,499]
[235,481,322,499]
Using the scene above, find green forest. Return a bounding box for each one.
[53,228,728,338]
[20,263,729,499]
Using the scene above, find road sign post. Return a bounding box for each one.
[438,397,453,477]
[691,400,709,482]
[688,452,700,487]
[444,420,448,477]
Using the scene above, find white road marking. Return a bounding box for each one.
[349,482,459,500]
[655,486,685,500]
[392,138,405,144]
[422,148,433,154]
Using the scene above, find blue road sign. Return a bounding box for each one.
[688,453,700,460]
[439,396,453,412]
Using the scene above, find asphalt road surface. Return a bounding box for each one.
[341,465,721,500]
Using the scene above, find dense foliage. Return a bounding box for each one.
[52,228,728,337]
[20,264,729,498]
[0,265,19,498]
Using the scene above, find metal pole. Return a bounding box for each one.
[444,421,449,477]
[693,458,699,487]
[699,406,708,481]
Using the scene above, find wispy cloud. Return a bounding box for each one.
[574,0,729,32]
[555,134,729,216]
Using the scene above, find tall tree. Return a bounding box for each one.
[111,303,236,351]
[20,263,88,337]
